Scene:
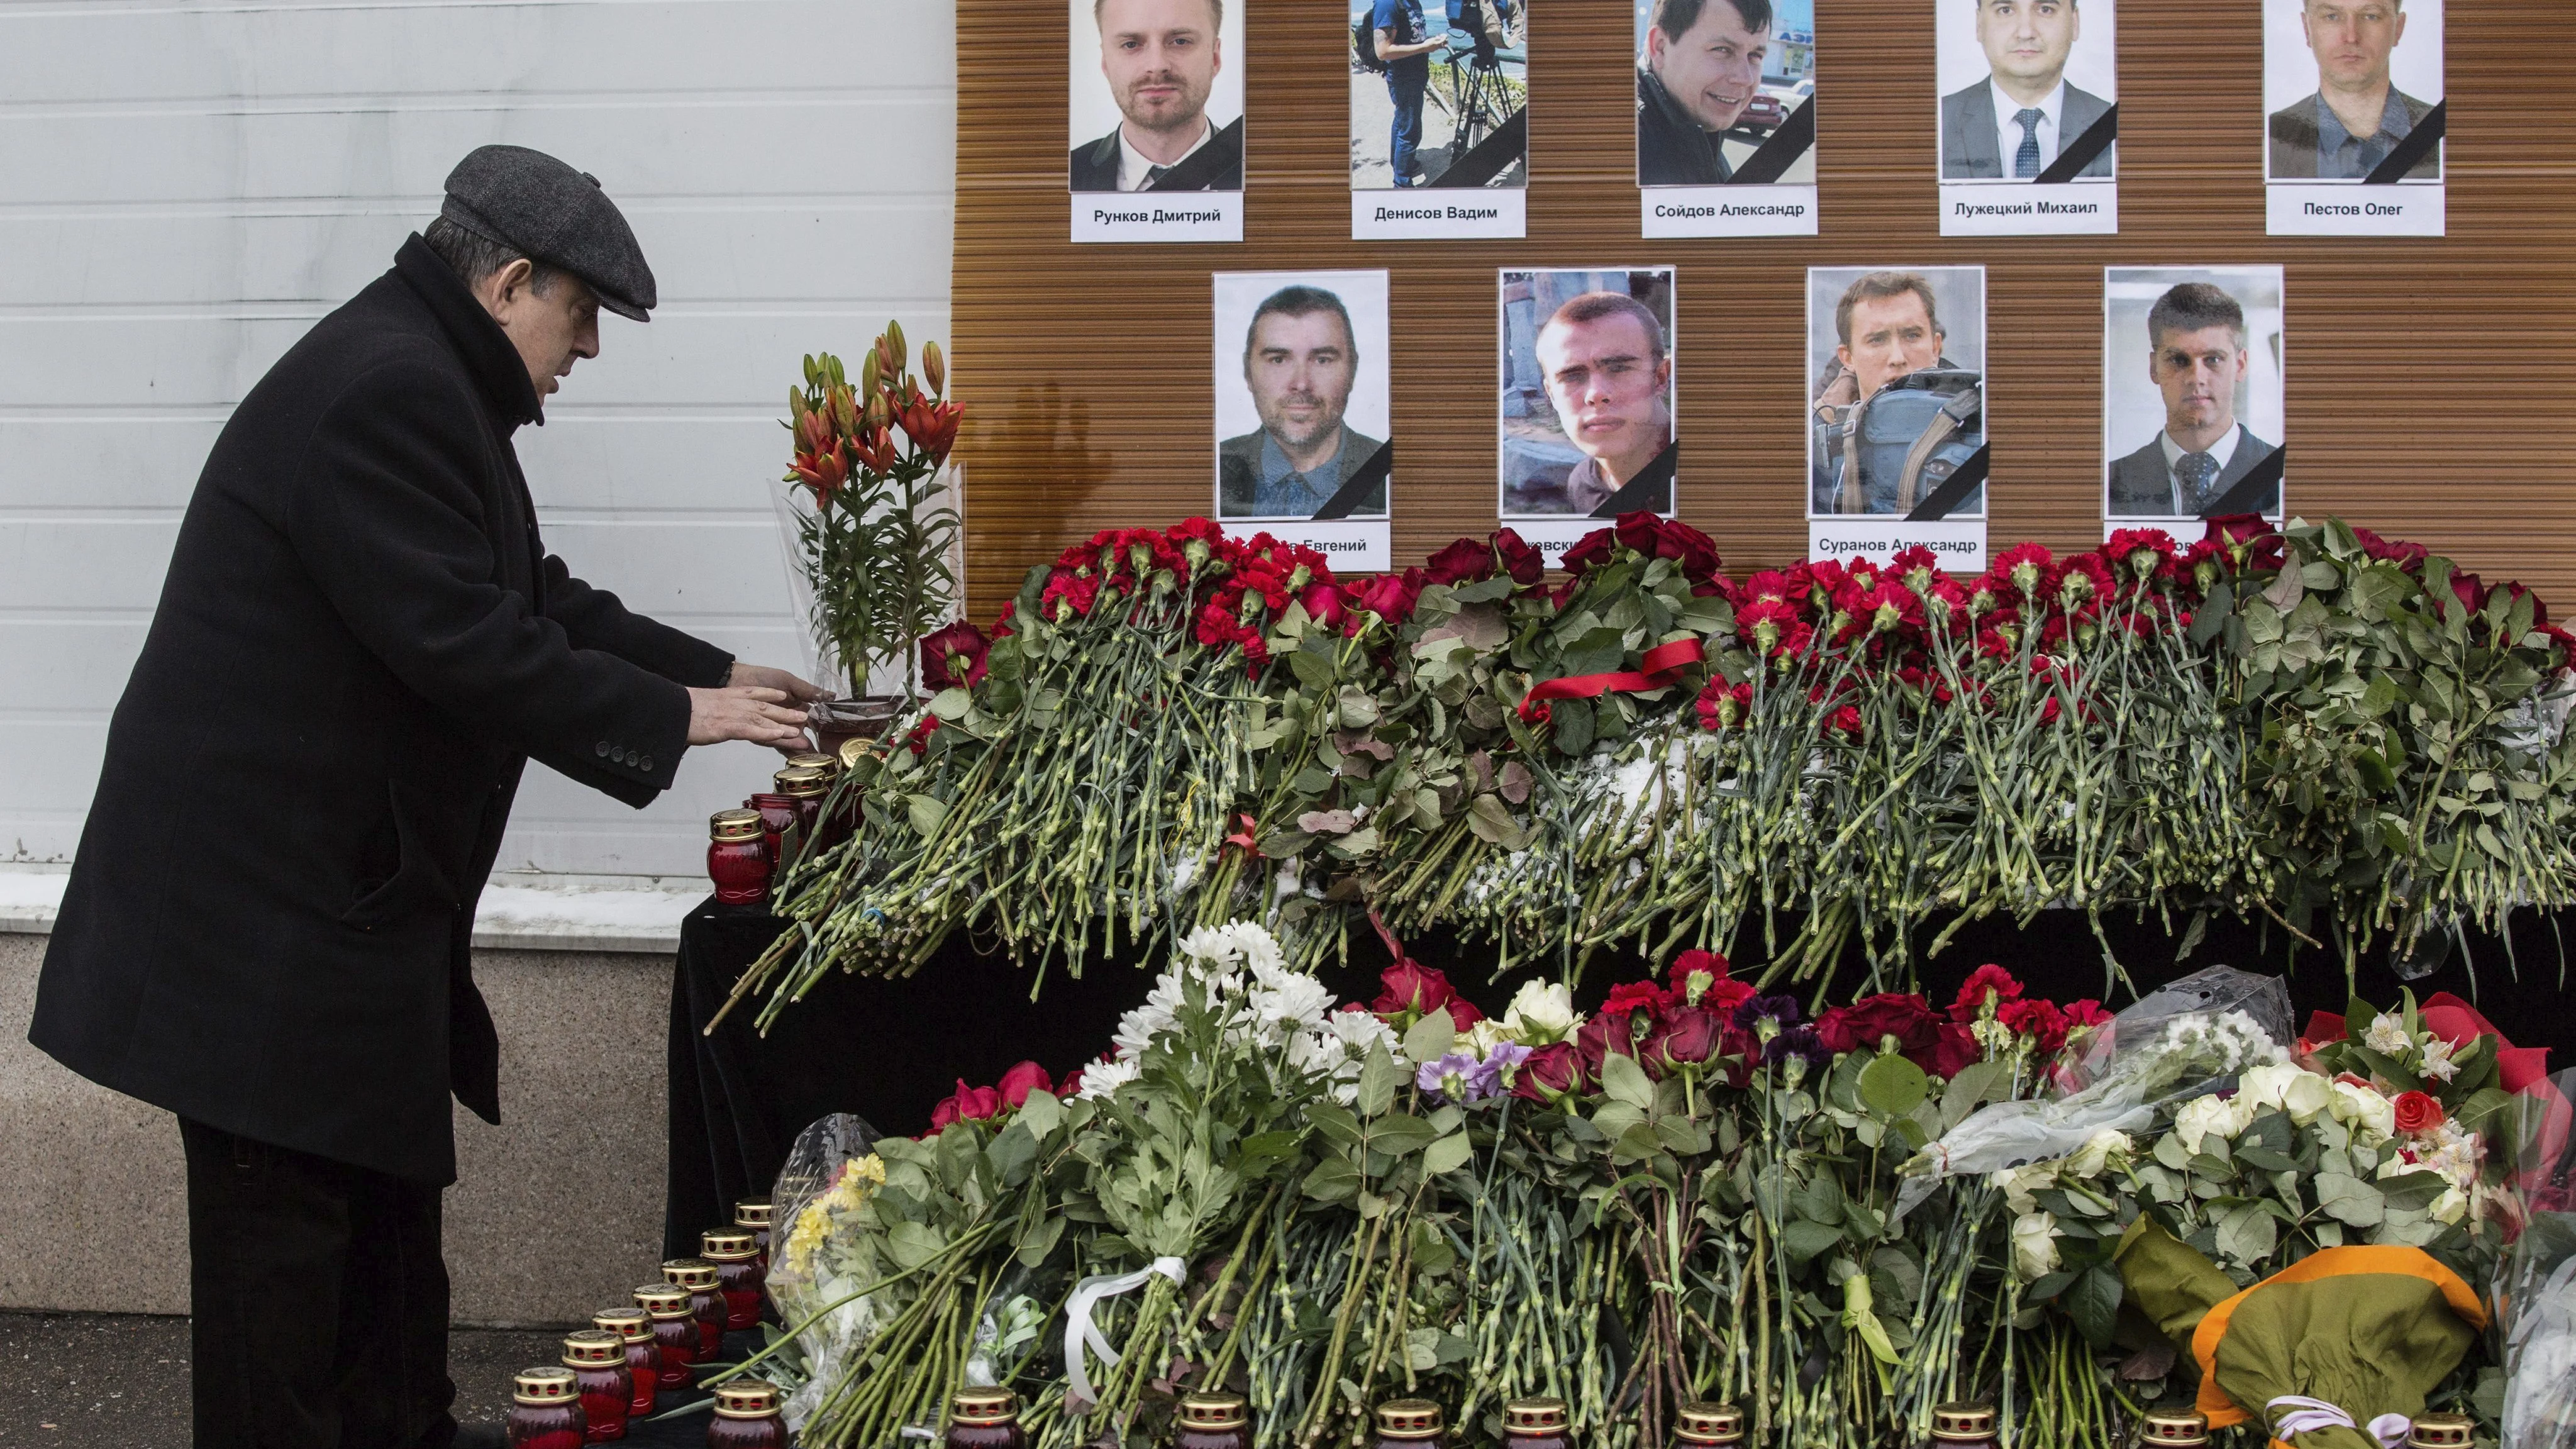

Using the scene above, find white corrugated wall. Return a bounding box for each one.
[0,0,956,877]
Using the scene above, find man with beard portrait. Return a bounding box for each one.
[1219,285,1388,519]
[1070,0,1245,192]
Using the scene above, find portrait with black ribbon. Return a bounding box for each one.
[2102,266,2289,527]
[1213,270,1394,530]
[1807,267,1990,525]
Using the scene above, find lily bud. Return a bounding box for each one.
[858,348,879,400]
[830,386,857,437]
[865,392,890,431]
[885,320,907,374]
[922,340,945,396]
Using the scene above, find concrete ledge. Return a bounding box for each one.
[0,933,677,1326]
[0,865,701,955]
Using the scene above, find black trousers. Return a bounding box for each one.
[180,1117,459,1449]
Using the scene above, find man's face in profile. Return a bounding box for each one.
[2150,323,2247,437]
[1837,289,1944,399]
[1099,0,1221,137]
[1245,309,1355,455]
[1648,1,1769,135]
[1976,0,2079,92]
[1538,311,1672,466]
[2302,0,2405,91]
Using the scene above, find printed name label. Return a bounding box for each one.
[1071,191,1245,244]
[1939,181,2118,236]
[1221,518,1390,572]
[1640,184,1820,238]
[1504,516,1673,572]
[2267,183,2445,237]
[1807,518,1988,574]
[1351,188,1526,240]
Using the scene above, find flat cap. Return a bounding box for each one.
[440,145,657,321]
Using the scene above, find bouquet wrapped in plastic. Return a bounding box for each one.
[2499,1067,2576,1448]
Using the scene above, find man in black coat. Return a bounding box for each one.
[28,146,820,1449]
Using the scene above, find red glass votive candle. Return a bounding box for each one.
[708,1379,788,1448]
[1927,1402,1999,1449]
[1372,1399,1446,1449]
[662,1258,726,1359]
[774,767,827,858]
[701,1228,764,1332]
[1500,1397,1570,1449]
[944,1387,1028,1449]
[560,1330,631,1442]
[632,1284,697,1389]
[590,1308,658,1419]
[1175,1391,1252,1449]
[747,794,801,872]
[733,1199,772,1269]
[707,810,770,906]
[1672,1401,1746,1446]
[507,1366,588,1449]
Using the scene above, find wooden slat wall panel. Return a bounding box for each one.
[955,0,2576,621]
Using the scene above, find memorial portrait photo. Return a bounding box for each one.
[2102,267,2287,523]
[1350,0,1526,192]
[1635,0,1816,187]
[1069,0,1246,194]
[1936,0,2117,182]
[1807,268,1987,519]
[1499,268,1679,524]
[2264,0,2441,181]
[1213,271,1393,523]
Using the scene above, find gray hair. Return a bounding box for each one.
[422,215,561,295]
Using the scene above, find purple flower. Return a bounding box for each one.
[1480,1041,1534,1097]
[1762,1026,1831,1083]
[1731,994,1803,1033]
[1418,1044,1534,1104]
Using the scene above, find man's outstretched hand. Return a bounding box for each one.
[725,661,830,703]
[687,675,816,750]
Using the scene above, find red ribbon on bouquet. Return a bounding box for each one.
[1518,638,1707,723]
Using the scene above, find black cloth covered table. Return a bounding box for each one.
[665,897,2576,1260]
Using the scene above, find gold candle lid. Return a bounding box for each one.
[1374,1398,1444,1439]
[2141,1407,2210,1445]
[712,1379,780,1419]
[836,736,879,770]
[2409,1414,2475,1448]
[1675,1401,1746,1443]
[702,1228,759,1262]
[633,1283,694,1318]
[591,1307,650,1343]
[710,808,763,842]
[561,1328,624,1368]
[662,1258,720,1290]
[513,1365,579,1406]
[774,765,827,797]
[1502,1396,1568,1433]
[1178,1391,1248,1430]
[950,1386,1021,1426]
[784,750,840,777]
[1932,1402,1998,1441]
[734,1199,774,1228]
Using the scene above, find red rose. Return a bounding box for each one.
[1949,964,2025,1023]
[920,620,992,691]
[1576,1008,1648,1075]
[1298,582,1348,631]
[1927,1023,1982,1078]
[1446,996,1488,1031]
[1999,997,2070,1056]
[1644,1004,1723,1077]
[2392,1090,2445,1136]
[1817,992,1941,1061]
[1371,959,1460,1019]
[2202,514,2284,571]
[2450,570,2489,617]
[1511,1041,1587,1102]
[1492,530,1545,586]
[930,1078,1002,1131]
[1351,567,1426,626]
[1425,537,1496,586]
[997,1060,1053,1109]
[1653,518,1723,584]
[1560,529,1616,577]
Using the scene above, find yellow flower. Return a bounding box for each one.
[781,1202,834,1276]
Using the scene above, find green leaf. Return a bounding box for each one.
[2216,1201,2279,1263]
[1557,625,1629,676]
[1302,1157,1361,1204]
[2314,1174,2386,1228]
[1357,1043,1404,1116]
[1422,1132,1475,1176]
[885,1220,948,1270]
[2377,1170,2450,1211]
[1599,1052,1657,1111]
[1013,1089,1062,1141]
[1402,1008,1459,1067]
[1286,648,1336,691]
[1013,1214,1065,1269]
[1858,1055,1931,1118]
[1304,1102,1365,1145]
[1780,1218,1846,1263]
[928,687,974,721]
[983,1120,1040,1185]
[904,792,948,836]
[1611,1122,1665,1165]
[1368,1113,1441,1155]
[2451,1087,2517,1135]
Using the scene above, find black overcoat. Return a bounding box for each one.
[30,236,735,1183]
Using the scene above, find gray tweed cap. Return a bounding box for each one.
[439,145,657,321]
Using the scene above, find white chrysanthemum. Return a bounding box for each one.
[1246,965,1333,1040]
[1177,919,1287,976]
[1074,1055,1141,1101]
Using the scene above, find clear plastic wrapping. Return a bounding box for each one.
[2498,1067,2576,1449]
[761,1113,886,1431]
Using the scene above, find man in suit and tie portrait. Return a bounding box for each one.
[2268,0,2438,179]
[1940,0,2114,180]
[2107,282,2279,518]
[1069,0,1244,192]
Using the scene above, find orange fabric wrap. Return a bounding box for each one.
[2189,1245,2487,1428]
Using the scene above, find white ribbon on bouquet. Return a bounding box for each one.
[1062,1256,1186,1410]
[2268,1395,2412,1447]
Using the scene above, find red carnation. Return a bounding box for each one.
[930,1078,1002,1131]
[919,620,991,691]
[1667,948,1731,1006]
[996,1061,1053,1109]
[1696,679,1753,731]
[1999,997,2070,1056]
[2392,1090,2445,1136]
[1604,979,1677,1016]
[1949,964,2024,1023]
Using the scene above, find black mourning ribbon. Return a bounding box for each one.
[1587,441,1680,519]
[2363,101,2445,184]
[1429,106,1528,189]
[1143,119,1244,192]
[2200,446,2287,520]
[1729,97,1816,186]
[1904,444,1991,523]
[1310,441,1395,521]
[2033,104,2119,185]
